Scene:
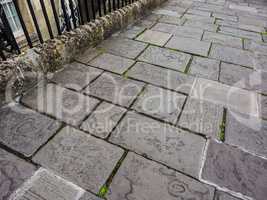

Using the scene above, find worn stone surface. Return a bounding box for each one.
[178,97,224,138]
[244,40,267,55]
[216,20,265,33]
[33,126,124,193]
[138,45,191,72]
[128,62,195,94]
[184,20,218,32]
[187,9,211,16]
[261,95,267,119]
[110,112,206,178]
[158,15,186,25]
[136,30,172,46]
[166,36,211,57]
[152,9,181,17]
[133,85,186,124]
[22,83,99,126]
[50,62,103,91]
[0,104,61,157]
[252,53,267,72]
[0,148,36,200]
[84,72,145,107]
[201,140,267,200]
[89,53,135,74]
[75,48,102,64]
[117,25,146,39]
[183,14,216,24]
[213,13,238,21]
[214,191,241,200]
[189,56,220,81]
[107,153,215,200]
[81,102,126,138]
[151,22,178,34]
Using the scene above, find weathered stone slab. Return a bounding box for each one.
[225,111,267,158]
[184,20,218,32]
[75,48,102,64]
[98,37,147,59]
[209,44,254,67]
[187,9,211,16]
[138,45,191,72]
[213,13,238,21]
[183,14,216,24]
[136,30,172,46]
[81,102,126,138]
[152,9,181,17]
[178,97,224,138]
[229,4,258,13]
[207,0,225,5]
[203,31,243,49]
[252,52,267,72]
[134,19,156,29]
[261,95,267,120]
[0,148,36,200]
[117,26,146,39]
[214,191,242,200]
[133,85,186,124]
[244,40,267,55]
[22,83,99,126]
[33,126,124,193]
[189,56,220,81]
[166,36,211,57]
[84,72,145,107]
[128,62,195,94]
[201,140,267,200]
[158,15,186,25]
[151,22,178,34]
[50,62,103,91]
[107,153,215,200]
[89,53,135,74]
[0,104,61,157]
[110,112,206,178]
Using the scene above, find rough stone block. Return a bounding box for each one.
[136,30,172,46]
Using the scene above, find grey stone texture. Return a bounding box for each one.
[117,26,146,39]
[152,9,181,17]
[201,140,267,200]
[166,36,211,57]
[138,45,191,72]
[183,14,216,24]
[244,40,267,54]
[128,62,195,94]
[50,62,103,91]
[189,56,220,81]
[261,95,267,119]
[107,153,215,200]
[33,126,124,193]
[89,53,135,74]
[158,15,186,25]
[184,20,218,32]
[187,9,211,17]
[84,72,145,107]
[216,20,265,33]
[136,30,172,46]
[133,85,186,124]
[110,112,206,178]
[0,104,61,157]
[81,102,127,138]
[22,83,99,126]
[0,148,36,200]
[75,48,102,64]
[214,191,241,200]
[213,13,238,21]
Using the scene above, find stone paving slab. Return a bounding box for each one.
[188,56,220,81]
[184,20,218,32]
[136,30,172,46]
[127,62,195,94]
[116,26,146,39]
[137,45,191,72]
[215,191,242,200]
[134,19,157,29]
[151,22,178,34]
[178,97,224,138]
[98,37,147,59]
[158,15,186,25]
[89,53,135,74]
[261,95,267,120]
[50,62,103,91]
[213,13,238,22]
[0,148,36,200]
[107,152,215,200]
[22,83,99,126]
[75,48,102,64]
[152,9,181,17]
[201,140,267,200]
[0,104,61,157]
[166,36,211,57]
[81,102,127,138]
[132,85,186,124]
[244,40,267,54]
[252,53,267,72]
[187,9,211,17]
[183,14,216,24]
[216,20,265,33]
[84,72,145,107]
[33,126,124,193]
[110,112,206,178]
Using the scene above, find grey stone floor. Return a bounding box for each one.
[1,0,267,199]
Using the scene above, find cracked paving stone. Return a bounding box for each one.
[11,168,101,200]
[158,15,186,25]
[109,112,206,178]
[50,62,103,91]
[33,126,124,193]
[0,148,36,200]
[136,30,172,46]
[209,44,254,68]
[138,45,191,72]
[189,56,220,81]
[178,97,224,138]
[21,83,99,126]
[132,85,186,124]
[107,152,215,200]
[89,53,135,74]
[166,36,211,57]
[81,102,127,139]
[84,72,145,107]
[225,111,267,158]
[128,62,195,94]
[0,104,61,157]
[214,191,242,200]
[201,140,267,200]
[97,37,147,59]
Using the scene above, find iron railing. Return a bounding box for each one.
[0,0,137,60]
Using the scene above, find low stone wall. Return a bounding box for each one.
[0,0,166,94]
